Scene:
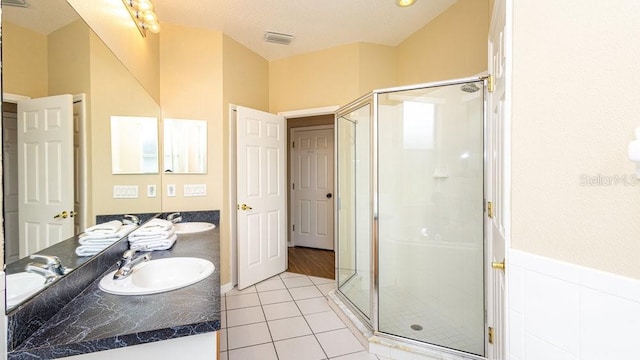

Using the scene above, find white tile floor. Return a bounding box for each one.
[221,272,383,360]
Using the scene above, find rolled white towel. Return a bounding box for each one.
[75,244,109,257]
[129,234,177,251]
[80,224,138,242]
[84,220,123,235]
[131,218,174,235]
[129,226,175,241]
[129,229,176,243]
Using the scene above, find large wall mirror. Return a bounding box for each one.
[111,116,159,174]
[163,118,207,174]
[2,0,161,311]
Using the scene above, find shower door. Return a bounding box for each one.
[336,98,373,320]
[376,81,485,356]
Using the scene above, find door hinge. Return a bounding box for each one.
[292,141,295,148]
[292,183,295,190]
[487,74,495,93]
[488,327,494,344]
[292,224,295,232]
[487,201,494,219]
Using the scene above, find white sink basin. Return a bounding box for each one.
[99,257,214,295]
[173,222,216,234]
[7,272,47,308]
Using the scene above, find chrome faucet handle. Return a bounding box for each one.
[29,254,67,275]
[114,249,151,280]
[166,212,182,223]
[123,214,141,225]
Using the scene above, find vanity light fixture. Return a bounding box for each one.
[122,0,160,37]
[396,0,416,7]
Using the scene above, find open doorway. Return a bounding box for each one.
[287,114,335,279]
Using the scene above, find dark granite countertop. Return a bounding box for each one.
[8,226,221,359]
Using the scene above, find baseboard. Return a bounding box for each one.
[220,282,234,294]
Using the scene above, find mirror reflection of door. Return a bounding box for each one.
[17,94,75,257]
[3,101,21,264]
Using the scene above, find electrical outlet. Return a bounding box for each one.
[167,184,176,197]
[147,185,157,198]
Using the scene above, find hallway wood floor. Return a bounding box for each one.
[287,246,335,280]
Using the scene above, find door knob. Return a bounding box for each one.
[239,204,253,211]
[491,260,505,271]
[326,193,333,199]
[54,211,68,219]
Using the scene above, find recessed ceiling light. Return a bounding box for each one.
[396,0,416,7]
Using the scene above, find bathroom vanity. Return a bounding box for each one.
[6,213,221,359]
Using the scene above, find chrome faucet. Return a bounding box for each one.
[123,214,141,225]
[166,212,182,224]
[113,249,151,280]
[25,255,69,284]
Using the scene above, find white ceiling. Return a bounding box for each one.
[3,0,458,61]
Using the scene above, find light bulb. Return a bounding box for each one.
[134,0,153,12]
[396,0,416,7]
[140,10,157,23]
[146,22,160,34]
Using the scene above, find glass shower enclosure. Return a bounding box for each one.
[336,77,486,358]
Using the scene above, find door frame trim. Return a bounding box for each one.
[289,125,335,248]
[228,105,339,288]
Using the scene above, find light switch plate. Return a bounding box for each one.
[113,185,138,199]
[184,184,206,197]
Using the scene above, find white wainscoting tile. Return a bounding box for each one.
[524,333,579,360]
[509,249,640,360]
[579,266,640,303]
[508,311,524,360]
[580,286,640,360]
[524,270,580,356]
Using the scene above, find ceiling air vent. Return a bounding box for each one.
[2,0,28,7]
[264,31,293,45]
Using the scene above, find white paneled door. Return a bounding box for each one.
[487,0,508,358]
[291,127,334,250]
[236,106,287,289]
[17,94,75,257]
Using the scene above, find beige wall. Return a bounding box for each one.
[89,31,162,219]
[269,44,361,113]
[221,35,270,284]
[511,0,640,279]
[396,0,489,85]
[3,22,48,98]
[48,20,91,97]
[159,22,223,213]
[67,0,161,103]
[358,43,397,94]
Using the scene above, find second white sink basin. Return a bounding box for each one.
[7,272,47,308]
[99,257,215,295]
[173,222,216,234]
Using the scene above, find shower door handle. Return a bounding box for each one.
[491,260,505,272]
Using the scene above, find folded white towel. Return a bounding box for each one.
[75,244,109,257]
[128,228,176,242]
[80,224,138,242]
[84,220,123,235]
[129,233,177,251]
[130,218,174,235]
